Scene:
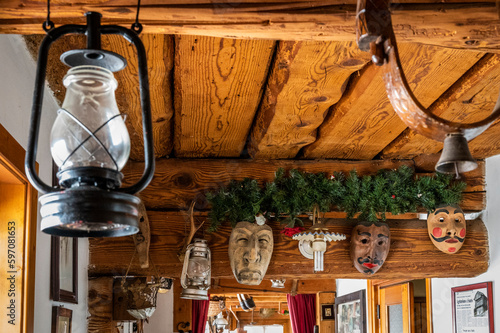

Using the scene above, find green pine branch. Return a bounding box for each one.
[206,165,466,231]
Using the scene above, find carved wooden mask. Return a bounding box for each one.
[228,222,273,285]
[350,221,390,275]
[427,205,466,254]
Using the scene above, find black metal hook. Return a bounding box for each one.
[131,0,143,34]
[42,0,55,32]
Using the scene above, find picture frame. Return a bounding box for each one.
[50,236,78,304]
[321,304,335,320]
[335,290,366,333]
[52,306,72,333]
[452,282,494,333]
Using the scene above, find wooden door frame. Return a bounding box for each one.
[367,279,433,333]
[0,123,38,333]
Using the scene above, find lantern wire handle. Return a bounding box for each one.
[131,0,143,34]
[42,0,55,32]
[59,109,122,170]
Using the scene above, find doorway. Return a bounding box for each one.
[0,123,38,333]
[367,279,432,333]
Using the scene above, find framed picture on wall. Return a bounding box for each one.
[52,306,72,333]
[452,282,494,333]
[322,304,335,320]
[335,290,366,333]
[51,236,78,304]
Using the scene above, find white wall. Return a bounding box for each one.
[0,35,89,332]
[144,286,174,332]
[431,154,500,332]
[336,279,367,298]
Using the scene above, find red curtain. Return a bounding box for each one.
[192,297,210,333]
[287,294,316,333]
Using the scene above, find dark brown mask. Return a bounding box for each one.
[350,222,390,275]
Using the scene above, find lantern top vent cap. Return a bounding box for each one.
[61,49,127,72]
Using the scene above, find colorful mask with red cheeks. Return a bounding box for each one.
[350,222,390,275]
[427,205,466,254]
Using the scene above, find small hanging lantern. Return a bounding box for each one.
[292,210,346,272]
[25,11,154,237]
[180,239,211,300]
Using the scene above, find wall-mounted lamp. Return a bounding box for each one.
[25,11,154,237]
[356,0,500,175]
[292,218,346,273]
[180,239,211,300]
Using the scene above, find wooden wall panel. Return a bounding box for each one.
[88,277,114,333]
[122,158,485,211]
[381,54,500,159]
[89,214,489,280]
[302,44,483,160]
[174,35,274,157]
[248,40,370,158]
[317,291,336,333]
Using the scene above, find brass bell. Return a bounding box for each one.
[436,133,477,175]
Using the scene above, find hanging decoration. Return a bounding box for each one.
[356,0,500,175]
[180,239,211,300]
[207,166,465,230]
[25,1,155,237]
[350,221,391,275]
[228,222,274,285]
[427,204,466,254]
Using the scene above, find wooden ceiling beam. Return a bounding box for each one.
[89,212,489,279]
[173,35,274,157]
[381,53,500,159]
[1,2,500,51]
[121,158,484,211]
[248,40,370,159]
[302,44,483,160]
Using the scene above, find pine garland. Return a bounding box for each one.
[206,166,466,231]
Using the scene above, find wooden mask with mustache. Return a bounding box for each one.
[427,205,466,254]
[350,221,390,275]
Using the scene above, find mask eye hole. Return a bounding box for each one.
[439,217,445,222]
[361,239,368,244]
[378,241,384,246]
[455,218,461,223]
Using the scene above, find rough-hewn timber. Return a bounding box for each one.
[89,214,489,279]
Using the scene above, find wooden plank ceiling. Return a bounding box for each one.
[19,32,500,164]
[8,0,500,166]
